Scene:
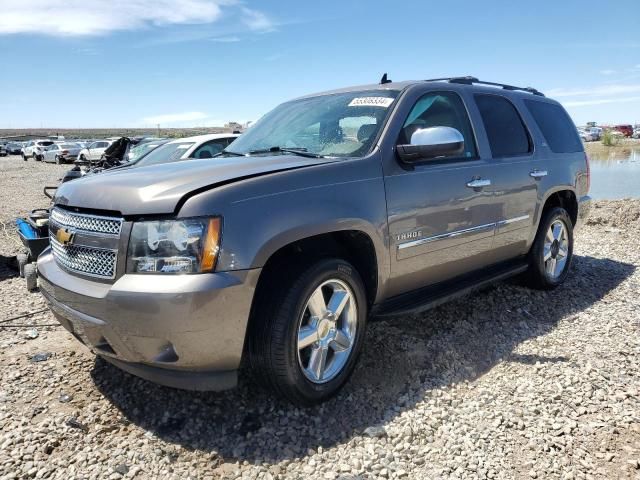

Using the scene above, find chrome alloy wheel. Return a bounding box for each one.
[297,279,358,384]
[543,219,569,279]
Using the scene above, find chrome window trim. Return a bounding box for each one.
[397,214,530,250]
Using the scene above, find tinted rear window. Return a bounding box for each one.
[475,94,531,157]
[524,100,583,153]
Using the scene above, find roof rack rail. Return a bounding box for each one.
[424,76,545,97]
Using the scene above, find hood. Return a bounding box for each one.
[54,155,337,216]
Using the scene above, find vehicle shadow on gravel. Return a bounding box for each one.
[91,254,634,464]
[0,255,19,282]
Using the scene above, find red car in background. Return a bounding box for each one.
[613,124,633,137]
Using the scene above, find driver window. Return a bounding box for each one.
[400,91,477,159]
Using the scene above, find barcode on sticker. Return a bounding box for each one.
[348,97,394,108]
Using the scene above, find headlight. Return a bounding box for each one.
[126,217,221,274]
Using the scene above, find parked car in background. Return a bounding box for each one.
[22,139,54,161]
[126,138,169,163]
[77,140,113,162]
[133,133,239,167]
[6,142,24,154]
[613,124,633,137]
[42,142,83,164]
[0,144,7,157]
[633,128,640,139]
[577,128,594,142]
[587,127,602,141]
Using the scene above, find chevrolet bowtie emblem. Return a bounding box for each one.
[56,227,76,246]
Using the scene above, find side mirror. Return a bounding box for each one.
[397,126,465,163]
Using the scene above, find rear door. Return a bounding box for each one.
[469,93,541,262]
[382,87,501,297]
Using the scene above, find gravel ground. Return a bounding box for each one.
[0,155,639,479]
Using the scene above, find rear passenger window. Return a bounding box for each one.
[475,94,531,157]
[524,100,582,153]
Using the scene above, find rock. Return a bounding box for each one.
[29,352,51,363]
[59,393,72,403]
[24,329,39,340]
[363,426,387,438]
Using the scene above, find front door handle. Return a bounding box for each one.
[466,178,491,189]
[529,169,548,179]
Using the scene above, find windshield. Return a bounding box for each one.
[127,141,166,162]
[135,141,195,167]
[228,90,399,158]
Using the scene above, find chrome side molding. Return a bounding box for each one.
[397,214,530,250]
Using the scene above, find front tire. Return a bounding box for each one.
[524,207,573,290]
[24,263,37,292]
[249,258,367,406]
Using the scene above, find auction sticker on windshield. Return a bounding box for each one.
[348,97,394,108]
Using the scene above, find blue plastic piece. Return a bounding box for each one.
[16,218,38,239]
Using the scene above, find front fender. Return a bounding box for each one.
[177,156,391,301]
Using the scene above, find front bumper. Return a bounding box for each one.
[575,195,592,230]
[38,250,261,391]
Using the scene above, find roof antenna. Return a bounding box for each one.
[380,73,392,85]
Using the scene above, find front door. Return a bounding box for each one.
[383,89,501,298]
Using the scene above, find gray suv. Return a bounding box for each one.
[39,76,591,405]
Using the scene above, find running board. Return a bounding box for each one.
[373,259,528,318]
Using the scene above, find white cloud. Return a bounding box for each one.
[241,7,274,31]
[562,96,640,108]
[547,84,640,97]
[210,35,241,42]
[142,112,208,125]
[599,69,616,75]
[0,0,230,36]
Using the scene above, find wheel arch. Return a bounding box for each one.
[540,188,578,227]
[252,226,381,309]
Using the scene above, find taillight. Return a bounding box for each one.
[584,151,591,193]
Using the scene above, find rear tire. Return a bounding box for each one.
[249,258,367,406]
[55,155,61,164]
[17,253,28,278]
[24,263,37,292]
[524,207,573,290]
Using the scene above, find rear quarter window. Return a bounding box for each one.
[524,100,583,153]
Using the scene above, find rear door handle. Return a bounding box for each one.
[529,170,548,179]
[466,178,491,189]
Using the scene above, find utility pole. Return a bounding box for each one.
[157,124,160,137]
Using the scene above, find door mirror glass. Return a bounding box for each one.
[397,126,464,162]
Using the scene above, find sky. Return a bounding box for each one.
[1,0,639,129]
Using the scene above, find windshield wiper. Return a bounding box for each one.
[247,146,325,158]
[214,149,246,157]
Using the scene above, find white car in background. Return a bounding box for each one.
[133,133,240,167]
[21,139,55,161]
[77,140,113,162]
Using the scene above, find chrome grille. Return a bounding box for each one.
[50,207,123,236]
[50,236,117,279]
